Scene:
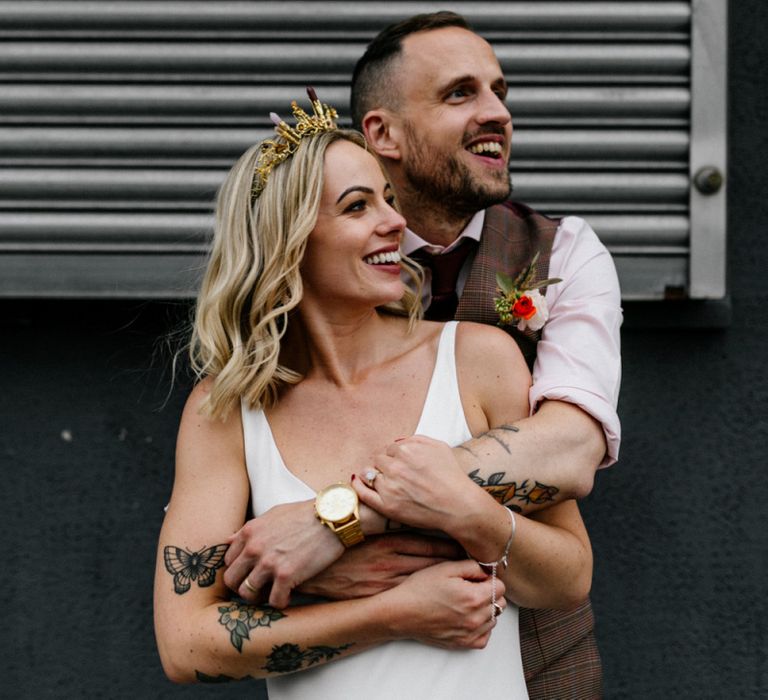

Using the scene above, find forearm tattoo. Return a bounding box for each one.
[459,425,520,459]
[468,470,559,511]
[485,431,512,453]
[195,670,255,683]
[218,601,286,652]
[262,642,354,674]
[215,602,352,674]
[163,543,228,594]
[460,425,558,509]
[456,443,478,457]
[479,424,520,454]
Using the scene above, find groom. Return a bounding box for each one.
[226,11,622,698]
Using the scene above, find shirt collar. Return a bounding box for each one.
[401,210,485,256]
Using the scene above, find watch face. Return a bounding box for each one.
[316,484,357,522]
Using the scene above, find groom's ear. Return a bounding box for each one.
[362,110,403,162]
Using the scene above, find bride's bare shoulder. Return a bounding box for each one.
[454,321,530,396]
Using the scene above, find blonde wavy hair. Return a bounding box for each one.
[190,128,422,419]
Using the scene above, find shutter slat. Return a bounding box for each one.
[0,169,690,205]
[0,213,212,245]
[0,212,687,248]
[0,2,692,32]
[0,127,689,161]
[0,42,689,78]
[0,85,690,120]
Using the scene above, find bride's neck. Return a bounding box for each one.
[282,310,409,387]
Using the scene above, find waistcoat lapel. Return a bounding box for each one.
[455,201,559,368]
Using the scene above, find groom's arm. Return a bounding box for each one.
[453,400,605,512]
[454,216,623,511]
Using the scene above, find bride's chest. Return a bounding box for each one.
[265,380,429,489]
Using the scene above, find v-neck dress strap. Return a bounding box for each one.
[241,408,316,516]
[415,320,472,444]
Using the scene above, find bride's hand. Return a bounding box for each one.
[380,559,505,650]
[354,435,488,535]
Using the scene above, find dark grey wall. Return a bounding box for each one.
[584,1,768,695]
[2,2,765,697]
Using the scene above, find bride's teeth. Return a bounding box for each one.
[365,251,401,265]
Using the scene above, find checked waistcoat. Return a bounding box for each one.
[455,201,556,369]
[453,200,604,699]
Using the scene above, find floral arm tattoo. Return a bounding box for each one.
[467,470,559,512]
[215,601,354,677]
[218,601,286,652]
[262,642,354,674]
[460,425,559,511]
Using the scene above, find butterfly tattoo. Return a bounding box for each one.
[164,544,229,595]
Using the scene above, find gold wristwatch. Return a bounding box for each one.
[315,482,364,547]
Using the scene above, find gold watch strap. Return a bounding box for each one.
[333,518,364,547]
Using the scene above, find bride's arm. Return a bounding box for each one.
[154,380,499,683]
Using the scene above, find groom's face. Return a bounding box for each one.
[394,27,513,212]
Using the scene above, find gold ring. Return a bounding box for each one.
[244,578,258,594]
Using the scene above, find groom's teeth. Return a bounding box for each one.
[468,141,502,155]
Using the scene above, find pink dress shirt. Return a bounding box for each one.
[402,210,622,466]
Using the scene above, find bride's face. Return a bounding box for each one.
[300,139,407,311]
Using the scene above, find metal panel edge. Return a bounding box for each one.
[688,0,727,298]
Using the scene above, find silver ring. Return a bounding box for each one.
[365,469,380,488]
[492,602,503,618]
[244,578,258,594]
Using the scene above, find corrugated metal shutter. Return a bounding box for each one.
[0,1,727,300]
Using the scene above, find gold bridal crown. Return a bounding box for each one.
[251,87,339,199]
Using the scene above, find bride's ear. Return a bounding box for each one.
[362,110,403,162]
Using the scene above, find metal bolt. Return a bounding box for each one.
[693,166,724,195]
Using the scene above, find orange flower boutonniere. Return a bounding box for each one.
[494,252,562,332]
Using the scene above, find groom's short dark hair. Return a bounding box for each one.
[350,11,472,129]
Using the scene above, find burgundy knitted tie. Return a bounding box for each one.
[411,238,478,321]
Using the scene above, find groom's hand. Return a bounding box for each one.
[298,533,463,600]
[223,499,344,608]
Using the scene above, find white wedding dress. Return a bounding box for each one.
[242,321,528,699]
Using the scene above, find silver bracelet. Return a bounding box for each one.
[476,506,516,569]
[475,507,516,622]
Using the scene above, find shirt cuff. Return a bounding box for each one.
[530,382,621,468]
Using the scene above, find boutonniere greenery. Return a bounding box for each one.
[494,252,562,332]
